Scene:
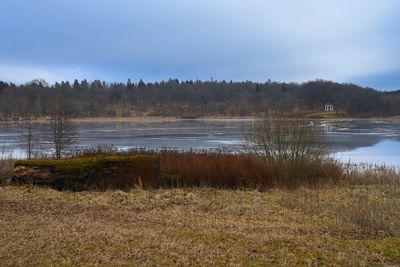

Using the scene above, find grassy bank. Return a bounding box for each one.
[0,184,399,266]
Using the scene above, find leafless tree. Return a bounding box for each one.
[50,113,76,159]
[20,117,34,159]
[49,88,76,159]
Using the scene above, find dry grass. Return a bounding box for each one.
[0,150,15,185]
[343,163,400,186]
[1,184,399,266]
[160,151,344,189]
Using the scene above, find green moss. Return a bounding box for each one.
[15,155,159,174]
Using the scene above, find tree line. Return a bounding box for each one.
[0,78,399,119]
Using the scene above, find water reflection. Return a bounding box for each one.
[335,140,400,167]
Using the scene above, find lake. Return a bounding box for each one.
[1,119,399,167]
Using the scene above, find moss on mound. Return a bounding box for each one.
[15,155,159,174]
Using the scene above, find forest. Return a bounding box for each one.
[0,78,399,119]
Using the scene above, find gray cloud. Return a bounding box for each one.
[0,0,399,89]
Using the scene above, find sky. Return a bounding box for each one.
[0,0,399,90]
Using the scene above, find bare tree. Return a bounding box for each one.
[50,113,76,159]
[49,88,76,159]
[20,117,34,159]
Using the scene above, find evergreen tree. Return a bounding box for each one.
[138,79,146,88]
[127,78,134,90]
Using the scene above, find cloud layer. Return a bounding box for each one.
[0,0,399,89]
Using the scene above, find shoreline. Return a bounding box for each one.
[0,116,264,124]
[1,115,400,124]
[70,116,264,123]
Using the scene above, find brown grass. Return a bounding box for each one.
[0,150,15,185]
[279,185,400,237]
[0,185,399,266]
[343,163,400,186]
[159,151,344,189]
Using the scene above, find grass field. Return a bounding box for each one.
[1,184,399,266]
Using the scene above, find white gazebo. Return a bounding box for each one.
[324,103,334,112]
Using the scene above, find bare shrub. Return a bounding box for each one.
[245,118,341,186]
[245,118,329,162]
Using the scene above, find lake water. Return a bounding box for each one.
[1,119,399,167]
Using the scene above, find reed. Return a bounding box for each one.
[0,148,15,185]
[159,150,343,189]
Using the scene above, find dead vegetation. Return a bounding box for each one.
[0,184,399,266]
[0,149,15,185]
[159,150,343,189]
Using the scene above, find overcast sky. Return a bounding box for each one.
[0,0,399,90]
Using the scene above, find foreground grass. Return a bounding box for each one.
[1,185,399,266]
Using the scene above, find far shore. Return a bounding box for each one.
[0,116,262,124]
[70,116,264,123]
[72,115,400,122]
[1,115,400,124]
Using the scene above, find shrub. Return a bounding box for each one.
[244,118,340,185]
